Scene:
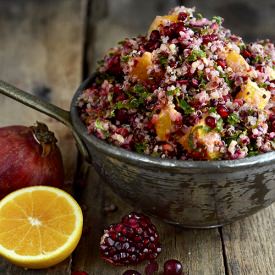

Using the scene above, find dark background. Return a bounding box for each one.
[89,0,275,71]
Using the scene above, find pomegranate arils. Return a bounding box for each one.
[115,109,129,124]
[100,212,161,265]
[202,34,218,44]
[217,105,229,118]
[242,49,252,58]
[216,59,226,69]
[71,272,89,275]
[149,30,160,41]
[164,259,183,275]
[106,54,122,75]
[205,116,216,128]
[178,12,188,21]
[123,270,141,275]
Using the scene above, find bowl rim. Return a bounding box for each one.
[70,76,275,171]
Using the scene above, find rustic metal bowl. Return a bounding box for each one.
[0,77,274,228]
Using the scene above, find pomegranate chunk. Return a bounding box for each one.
[100,212,161,265]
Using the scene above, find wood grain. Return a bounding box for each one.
[222,204,275,275]
[0,0,87,273]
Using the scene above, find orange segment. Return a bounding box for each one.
[225,50,250,73]
[0,186,83,269]
[148,14,178,35]
[130,52,153,82]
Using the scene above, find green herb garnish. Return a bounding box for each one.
[196,13,203,19]
[216,118,224,132]
[258,82,268,89]
[227,113,240,125]
[209,107,217,113]
[121,55,130,62]
[167,87,181,96]
[187,49,206,62]
[212,16,223,25]
[135,142,148,153]
[95,119,105,131]
[177,98,194,114]
[159,54,168,67]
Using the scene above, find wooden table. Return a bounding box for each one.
[0,1,274,274]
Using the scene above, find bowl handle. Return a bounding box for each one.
[0,80,90,162]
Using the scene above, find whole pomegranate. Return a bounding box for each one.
[0,122,64,198]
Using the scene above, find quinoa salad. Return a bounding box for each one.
[77,6,275,160]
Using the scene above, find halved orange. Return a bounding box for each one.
[0,186,83,269]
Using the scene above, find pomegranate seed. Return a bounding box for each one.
[106,55,122,75]
[202,34,218,44]
[100,212,161,265]
[116,128,129,137]
[233,99,244,107]
[123,270,141,275]
[115,109,129,124]
[216,59,226,69]
[164,259,183,275]
[272,121,275,132]
[217,105,229,118]
[190,78,199,88]
[205,116,217,128]
[71,272,89,275]
[178,12,188,21]
[256,65,265,73]
[242,50,252,58]
[149,30,160,42]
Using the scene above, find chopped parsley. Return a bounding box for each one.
[95,119,105,131]
[228,113,240,125]
[209,107,217,113]
[196,13,203,19]
[159,54,169,67]
[177,98,194,114]
[258,83,268,89]
[121,55,130,62]
[212,16,223,25]
[187,49,206,62]
[167,87,181,96]
[135,142,148,153]
[216,118,224,132]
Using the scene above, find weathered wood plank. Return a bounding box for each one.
[222,204,275,275]
[0,0,87,273]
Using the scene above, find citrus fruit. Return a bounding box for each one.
[0,186,83,269]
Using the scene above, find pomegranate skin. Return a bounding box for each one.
[0,125,64,198]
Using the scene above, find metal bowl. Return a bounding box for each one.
[1,77,275,228]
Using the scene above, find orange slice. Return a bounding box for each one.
[0,186,83,269]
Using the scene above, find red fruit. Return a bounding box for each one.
[0,122,64,198]
[205,116,216,128]
[202,34,218,44]
[164,259,183,275]
[116,128,129,137]
[216,59,226,69]
[217,105,229,118]
[100,212,161,266]
[242,50,252,58]
[71,272,89,275]
[178,12,188,21]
